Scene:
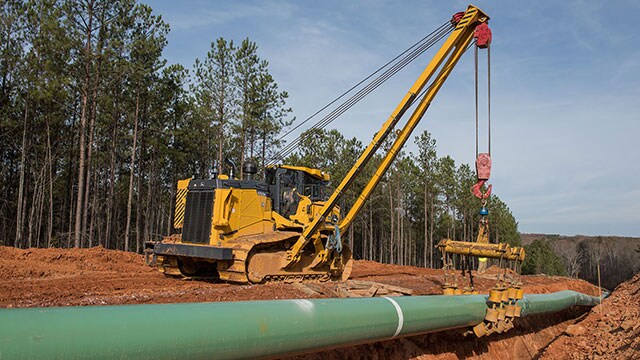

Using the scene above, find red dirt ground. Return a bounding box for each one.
[1,245,628,359]
[0,247,599,308]
[541,272,640,359]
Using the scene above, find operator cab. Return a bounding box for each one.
[265,165,330,217]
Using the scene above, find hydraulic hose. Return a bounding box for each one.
[0,291,602,360]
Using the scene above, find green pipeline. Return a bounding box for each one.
[0,290,601,360]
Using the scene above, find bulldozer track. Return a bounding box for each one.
[219,231,353,284]
[153,231,353,284]
[263,274,331,284]
[215,231,301,283]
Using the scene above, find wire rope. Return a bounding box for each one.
[267,22,454,165]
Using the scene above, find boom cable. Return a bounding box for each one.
[399,42,476,127]
[474,40,491,157]
[267,21,454,165]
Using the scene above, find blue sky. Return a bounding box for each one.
[144,1,640,237]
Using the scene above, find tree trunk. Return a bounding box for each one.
[28,162,46,248]
[81,112,95,247]
[81,3,106,248]
[461,209,465,242]
[362,219,367,261]
[64,101,79,248]
[135,123,145,253]
[167,111,178,236]
[430,197,434,268]
[348,226,354,252]
[261,129,267,176]
[124,89,140,252]
[81,65,101,247]
[105,103,118,249]
[15,100,29,248]
[27,169,38,248]
[46,118,54,248]
[369,201,373,261]
[240,116,246,179]
[249,126,255,160]
[451,207,456,241]
[423,186,427,267]
[144,156,154,243]
[74,3,94,248]
[218,117,224,174]
[135,157,142,253]
[67,181,74,248]
[35,166,46,248]
[388,180,394,264]
[396,171,401,265]
[166,183,175,236]
[88,169,98,247]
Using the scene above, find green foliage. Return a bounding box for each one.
[522,239,566,275]
[1,0,294,251]
[488,198,520,246]
[192,37,235,174]
[191,37,292,176]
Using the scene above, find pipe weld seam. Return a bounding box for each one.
[383,296,404,337]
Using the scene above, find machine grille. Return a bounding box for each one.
[181,189,214,244]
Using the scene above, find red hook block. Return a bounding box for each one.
[476,153,491,181]
[474,23,492,48]
[472,180,492,199]
[451,12,465,25]
[473,153,492,199]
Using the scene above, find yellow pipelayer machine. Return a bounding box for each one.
[146,5,496,283]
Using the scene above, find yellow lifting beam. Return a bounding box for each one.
[437,239,526,262]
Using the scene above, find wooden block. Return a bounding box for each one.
[362,286,378,297]
[291,283,321,296]
[349,289,370,297]
[376,288,390,295]
[346,280,375,290]
[378,284,414,295]
[304,283,325,294]
[335,285,359,298]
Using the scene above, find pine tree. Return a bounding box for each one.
[192,38,236,175]
[415,131,438,266]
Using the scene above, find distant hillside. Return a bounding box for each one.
[520,233,640,290]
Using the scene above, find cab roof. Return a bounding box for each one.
[266,164,330,181]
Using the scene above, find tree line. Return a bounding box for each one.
[522,235,640,289]
[1,0,290,253]
[1,0,519,268]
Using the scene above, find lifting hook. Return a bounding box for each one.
[472,179,492,199]
[472,153,492,199]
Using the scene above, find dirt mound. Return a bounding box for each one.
[0,246,311,308]
[482,264,517,276]
[541,272,640,359]
[521,275,599,296]
[0,245,147,279]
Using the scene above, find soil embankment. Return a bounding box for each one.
[2,245,633,359]
[541,272,640,359]
[0,246,599,308]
